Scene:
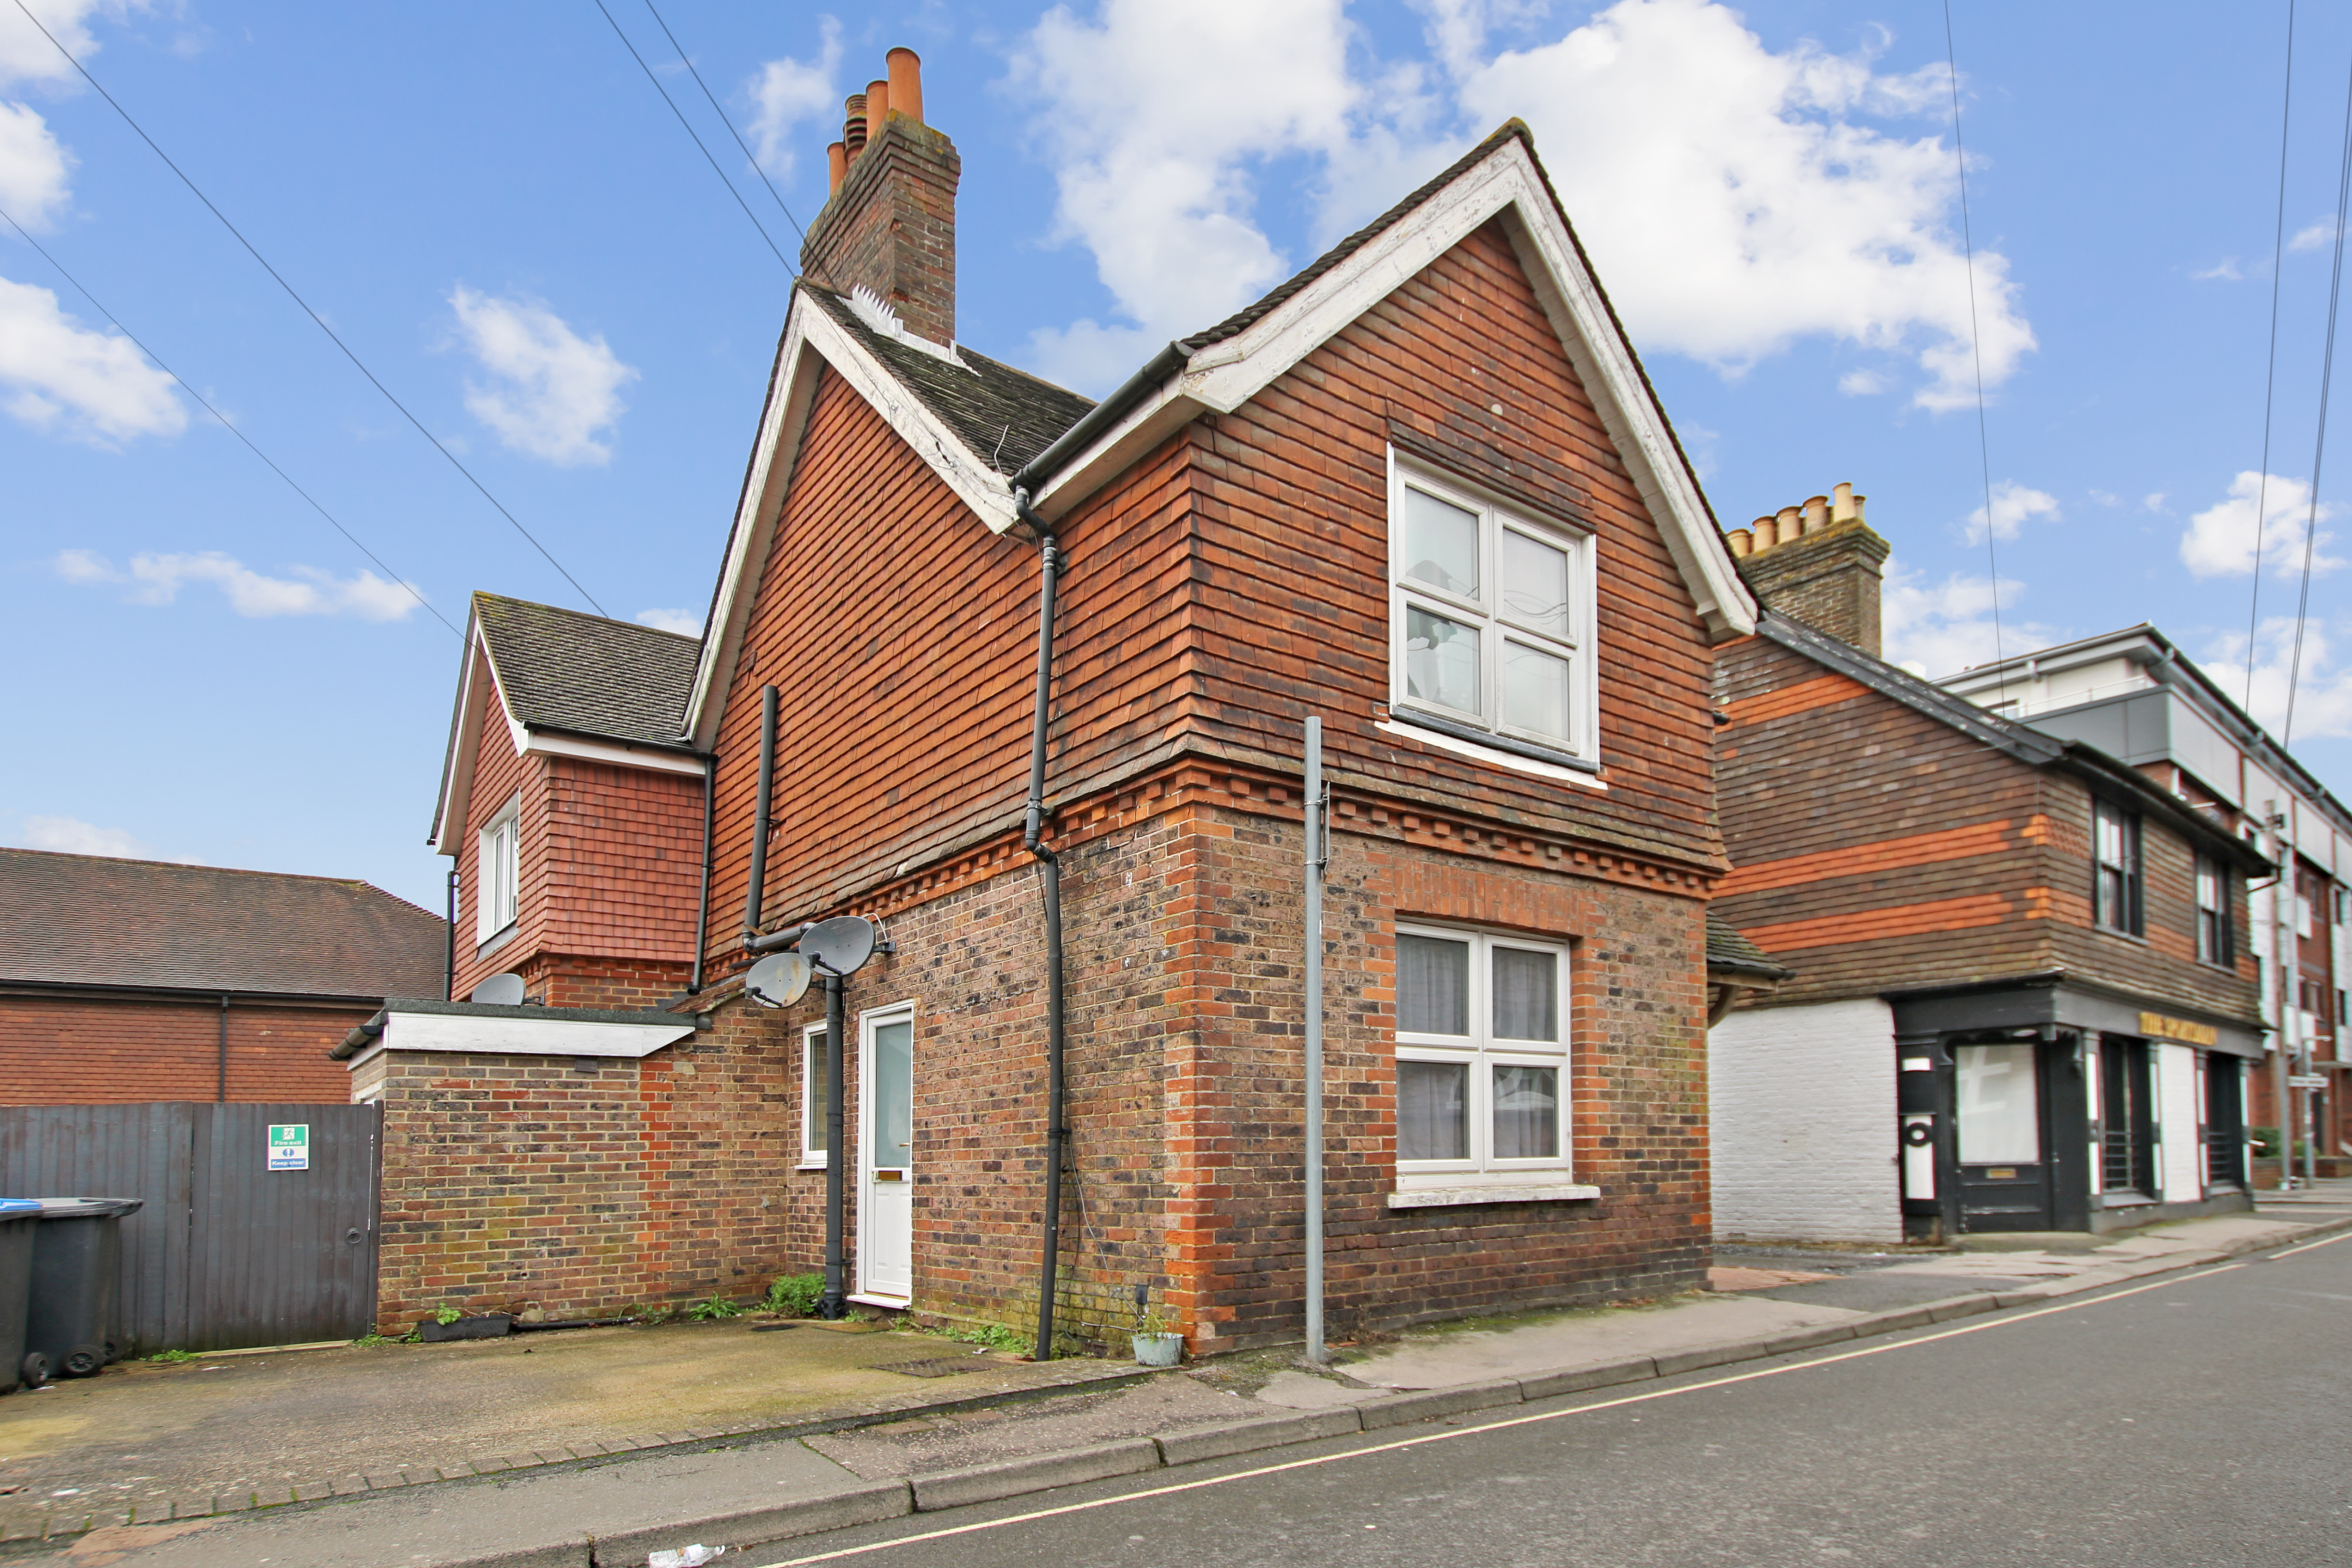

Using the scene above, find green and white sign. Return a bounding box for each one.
[267,1124,310,1172]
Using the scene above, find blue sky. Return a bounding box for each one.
[4,0,2349,911]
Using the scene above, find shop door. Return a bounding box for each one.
[2100,1039,2157,1199]
[1955,1041,2054,1231]
[2205,1054,2246,1189]
[855,1010,914,1304]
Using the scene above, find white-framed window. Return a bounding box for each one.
[1394,923,1571,1183]
[475,793,521,943]
[799,1021,831,1168]
[1388,453,1597,764]
[2196,856,2233,967]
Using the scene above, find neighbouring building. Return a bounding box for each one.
[0,848,445,1103]
[1940,626,2352,1180]
[1708,489,2269,1242]
[351,52,1766,1351]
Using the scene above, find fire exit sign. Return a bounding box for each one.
[267,1124,310,1171]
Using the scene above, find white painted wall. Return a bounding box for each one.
[2156,1042,2204,1201]
[1709,999,1902,1244]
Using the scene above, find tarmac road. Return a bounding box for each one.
[757,1232,2352,1568]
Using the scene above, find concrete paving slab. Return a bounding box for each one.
[1342,1293,1867,1392]
[805,1376,1256,1480]
[1250,1370,1384,1409]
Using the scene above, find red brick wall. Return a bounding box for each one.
[371,779,1708,1347]
[0,994,361,1103]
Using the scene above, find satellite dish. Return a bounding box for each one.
[745,952,813,1009]
[798,916,877,977]
[470,972,527,1007]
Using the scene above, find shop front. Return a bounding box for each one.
[1890,976,2259,1240]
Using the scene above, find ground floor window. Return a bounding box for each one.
[1395,924,1570,1176]
[799,1021,829,1168]
[2098,1036,2156,1197]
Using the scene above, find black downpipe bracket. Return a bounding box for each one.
[689,754,716,994]
[822,971,848,1320]
[1016,488,1069,1362]
[744,685,780,937]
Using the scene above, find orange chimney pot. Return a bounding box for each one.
[887,47,924,125]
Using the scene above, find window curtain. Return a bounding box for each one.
[1398,934,1470,1035]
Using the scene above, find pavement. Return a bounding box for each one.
[13,1188,2351,1567]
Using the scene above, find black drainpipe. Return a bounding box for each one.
[1015,487,1069,1361]
[216,995,229,1102]
[821,971,848,1319]
[690,753,716,994]
[744,685,780,936]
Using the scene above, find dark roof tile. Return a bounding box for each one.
[475,593,699,748]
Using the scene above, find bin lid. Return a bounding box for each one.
[33,1198,143,1218]
[0,1201,38,1217]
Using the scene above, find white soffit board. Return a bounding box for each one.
[1040,135,1755,639]
[383,1011,696,1059]
[684,295,1017,748]
[431,632,495,856]
[522,730,708,778]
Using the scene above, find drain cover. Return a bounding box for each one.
[876,1357,984,1378]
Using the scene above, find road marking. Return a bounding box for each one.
[754,1265,2243,1566]
[2266,1228,2352,1259]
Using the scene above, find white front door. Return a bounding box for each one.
[856,1006,915,1303]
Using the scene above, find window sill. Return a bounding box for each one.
[1387,1181,1600,1209]
[1377,717,1606,790]
[475,923,518,960]
[796,1161,827,1172]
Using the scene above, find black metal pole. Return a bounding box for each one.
[744,685,779,937]
[822,971,848,1319]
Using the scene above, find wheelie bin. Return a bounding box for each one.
[0,1200,43,1391]
[28,1198,143,1378]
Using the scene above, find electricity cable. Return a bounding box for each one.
[637,0,809,244]
[6,0,611,618]
[1942,1,2005,703]
[589,0,796,274]
[0,202,459,637]
[2283,34,2352,744]
[2247,0,2299,707]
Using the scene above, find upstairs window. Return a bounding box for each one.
[2092,799,2141,935]
[1395,925,1571,1177]
[1389,458,1596,765]
[476,794,521,942]
[2196,856,2234,967]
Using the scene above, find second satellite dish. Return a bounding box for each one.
[470,972,527,1007]
[798,916,878,977]
[744,952,814,1009]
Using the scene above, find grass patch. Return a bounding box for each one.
[685,1296,744,1322]
[145,1348,196,1364]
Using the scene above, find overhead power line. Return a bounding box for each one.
[589,0,797,274]
[2284,33,2352,744]
[2247,0,2299,707]
[637,0,809,245]
[7,0,611,619]
[0,202,460,637]
[1942,2,2005,703]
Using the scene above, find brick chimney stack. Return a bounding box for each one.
[1725,481,1892,658]
[806,46,959,346]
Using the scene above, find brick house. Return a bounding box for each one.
[0,848,444,1103]
[358,54,1762,1351]
[1708,490,2269,1242]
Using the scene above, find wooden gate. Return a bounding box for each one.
[0,1103,380,1354]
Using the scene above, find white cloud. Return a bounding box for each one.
[634,606,704,637]
[2291,215,2339,254]
[1458,0,2033,410]
[2179,470,2343,580]
[0,101,70,227]
[0,1,130,93]
[447,287,637,466]
[1880,559,2066,680]
[747,16,841,180]
[0,275,181,440]
[2206,616,2352,740]
[1838,368,1887,396]
[1962,479,2059,544]
[2088,488,2121,507]
[1013,0,1364,389]
[2143,492,2166,513]
[1017,0,2034,407]
[11,813,151,858]
[2192,257,2244,282]
[55,548,423,620]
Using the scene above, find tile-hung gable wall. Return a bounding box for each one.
[452,655,539,1004]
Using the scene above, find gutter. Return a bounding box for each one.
[1008,342,1191,498]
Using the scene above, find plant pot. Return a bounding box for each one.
[1131,1331,1183,1368]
